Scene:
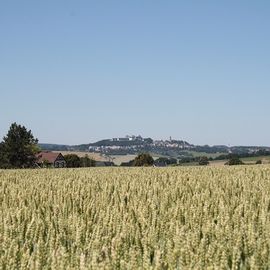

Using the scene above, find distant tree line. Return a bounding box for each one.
[214,151,270,161]
[120,155,212,167]
[177,152,269,166]
[178,156,210,165]
[90,138,153,147]
[38,143,69,151]
[121,155,180,167]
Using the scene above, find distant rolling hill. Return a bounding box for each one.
[39,137,270,160]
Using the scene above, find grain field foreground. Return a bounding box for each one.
[1,167,270,269]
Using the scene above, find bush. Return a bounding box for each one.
[120,160,135,167]
[64,154,81,168]
[80,155,96,167]
[198,156,209,166]
[154,157,177,166]
[179,157,194,164]
[133,153,154,167]
[225,156,244,166]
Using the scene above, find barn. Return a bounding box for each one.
[36,151,66,168]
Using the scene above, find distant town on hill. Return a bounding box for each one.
[39,135,270,158]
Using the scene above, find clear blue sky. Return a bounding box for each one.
[1,1,269,146]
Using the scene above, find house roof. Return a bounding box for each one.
[36,151,63,163]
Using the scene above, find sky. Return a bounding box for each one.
[0,1,270,146]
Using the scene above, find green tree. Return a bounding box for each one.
[0,123,39,168]
[64,154,81,168]
[42,159,51,168]
[225,155,244,166]
[198,156,209,166]
[154,157,177,166]
[133,153,154,167]
[0,142,9,168]
[80,155,96,167]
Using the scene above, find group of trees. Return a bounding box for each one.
[64,154,96,168]
[120,154,210,167]
[178,154,264,166]
[133,154,264,167]
[214,150,270,161]
[120,153,154,167]
[225,156,243,166]
[198,156,209,166]
[154,157,177,166]
[178,156,210,165]
[133,153,154,166]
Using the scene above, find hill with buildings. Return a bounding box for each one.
[39,135,270,159]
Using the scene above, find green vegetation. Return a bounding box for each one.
[198,156,209,166]
[225,156,244,166]
[80,155,96,167]
[154,157,177,166]
[241,156,270,163]
[120,153,155,167]
[0,123,39,169]
[183,151,227,159]
[134,153,154,167]
[64,154,96,168]
[64,154,81,167]
[90,138,152,147]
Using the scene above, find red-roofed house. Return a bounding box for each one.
[36,151,66,168]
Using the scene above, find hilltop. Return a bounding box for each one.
[39,135,270,159]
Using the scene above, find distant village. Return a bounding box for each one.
[88,135,194,154]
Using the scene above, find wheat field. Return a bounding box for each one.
[1,166,270,269]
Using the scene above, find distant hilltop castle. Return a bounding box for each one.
[111,135,144,142]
